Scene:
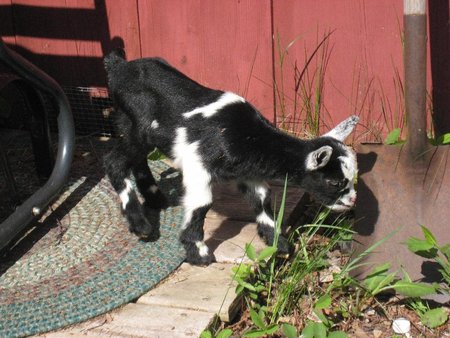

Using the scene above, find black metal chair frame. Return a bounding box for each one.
[0,39,75,250]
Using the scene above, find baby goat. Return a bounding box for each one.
[103,50,358,265]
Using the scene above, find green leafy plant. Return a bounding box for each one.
[384,127,405,145]
[243,308,279,337]
[147,147,166,161]
[407,298,449,329]
[402,225,450,329]
[200,328,233,338]
[282,323,298,338]
[420,307,448,329]
[430,132,450,146]
[405,225,450,291]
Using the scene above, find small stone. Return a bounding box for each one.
[392,318,411,337]
[373,329,382,338]
[319,265,341,283]
[365,308,376,316]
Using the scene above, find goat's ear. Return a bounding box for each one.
[323,115,359,142]
[305,146,333,171]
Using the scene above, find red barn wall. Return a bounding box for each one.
[1,0,446,140]
[136,0,275,118]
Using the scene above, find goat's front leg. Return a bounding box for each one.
[179,174,213,265]
[104,142,159,240]
[238,181,290,254]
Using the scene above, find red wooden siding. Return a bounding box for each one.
[273,0,406,138]
[1,0,447,138]
[137,0,274,118]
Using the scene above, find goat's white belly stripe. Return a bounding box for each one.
[119,178,133,209]
[183,92,245,119]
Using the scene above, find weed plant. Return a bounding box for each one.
[275,30,333,138]
[202,185,449,338]
[273,26,439,144]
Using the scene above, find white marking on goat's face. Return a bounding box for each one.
[327,147,358,212]
[183,92,245,119]
[195,241,209,257]
[151,120,159,129]
[256,211,275,228]
[119,178,133,209]
[172,128,212,228]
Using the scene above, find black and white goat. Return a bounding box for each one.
[103,50,359,265]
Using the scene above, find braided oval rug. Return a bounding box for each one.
[0,160,185,338]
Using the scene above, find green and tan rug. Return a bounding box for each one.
[0,160,185,338]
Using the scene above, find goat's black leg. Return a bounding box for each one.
[132,154,167,209]
[238,181,290,254]
[104,141,159,240]
[178,175,214,265]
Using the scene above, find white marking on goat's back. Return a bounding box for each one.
[151,120,159,129]
[195,241,209,257]
[119,178,133,209]
[183,92,245,119]
[256,211,275,228]
[172,127,213,228]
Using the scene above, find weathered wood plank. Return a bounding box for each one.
[204,218,265,264]
[40,303,217,337]
[137,263,240,322]
[91,303,216,338]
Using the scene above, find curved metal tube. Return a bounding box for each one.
[0,39,75,250]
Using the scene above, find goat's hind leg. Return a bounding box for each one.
[179,176,213,265]
[238,181,290,254]
[104,142,159,240]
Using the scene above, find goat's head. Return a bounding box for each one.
[301,115,359,212]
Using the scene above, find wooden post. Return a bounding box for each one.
[403,0,428,161]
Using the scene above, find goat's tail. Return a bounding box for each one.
[104,48,126,73]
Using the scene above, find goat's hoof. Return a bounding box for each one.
[129,224,160,242]
[137,230,160,242]
[184,246,215,266]
[276,236,291,257]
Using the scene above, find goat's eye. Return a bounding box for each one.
[327,180,339,187]
[328,179,346,189]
